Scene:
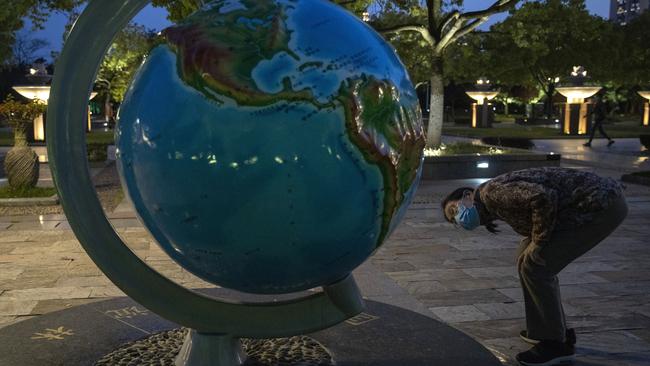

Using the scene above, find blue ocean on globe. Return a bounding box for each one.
[116,0,425,294]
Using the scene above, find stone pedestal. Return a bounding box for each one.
[471,102,493,128]
[27,113,46,143]
[561,102,593,135]
[0,293,502,366]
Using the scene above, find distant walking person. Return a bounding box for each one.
[442,167,627,366]
[584,93,614,147]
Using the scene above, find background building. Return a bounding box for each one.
[610,0,650,24]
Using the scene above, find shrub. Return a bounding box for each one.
[87,143,109,162]
[481,137,535,150]
[0,95,46,189]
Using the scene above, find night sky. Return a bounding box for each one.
[20,1,610,61]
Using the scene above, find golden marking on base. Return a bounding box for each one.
[345,312,379,326]
[105,306,150,319]
[31,326,74,341]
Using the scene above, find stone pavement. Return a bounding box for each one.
[531,138,650,172]
[1,159,649,365]
[443,134,650,173]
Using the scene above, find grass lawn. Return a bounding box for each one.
[425,142,513,156]
[630,171,650,178]
[443,122,650,139]
[0,130,115,146]
[0,186,57,198]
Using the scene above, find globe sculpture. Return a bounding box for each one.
[47,0,424,364]
[116,0,425,294]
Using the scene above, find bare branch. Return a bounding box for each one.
[378,24,436,46]
[447,17,488,46]
[530,67,549,91]
[434,18,463,54]
[439,10,460,34]
[434,0,519,53]
[459,0,519,21]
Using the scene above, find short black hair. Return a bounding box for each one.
[441,187,474,223]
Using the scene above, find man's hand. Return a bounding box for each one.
[518,241,546,267]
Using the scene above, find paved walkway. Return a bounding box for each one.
[532,138,650,172]
[1,145,649,365]
[443,135,650,173]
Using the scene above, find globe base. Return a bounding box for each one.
[176,331,247,366]
[172,275,363,365]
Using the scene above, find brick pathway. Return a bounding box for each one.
[1,162,649,365]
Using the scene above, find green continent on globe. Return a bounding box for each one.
[337,76,425,244]
[164,0,316,107]
[162,0,425,248]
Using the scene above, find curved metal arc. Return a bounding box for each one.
[47,0,363,337]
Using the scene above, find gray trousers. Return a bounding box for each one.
[518,195,628,342]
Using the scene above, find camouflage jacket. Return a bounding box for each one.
[474,167,624,245]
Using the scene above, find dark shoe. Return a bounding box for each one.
[566,328,576,346]
[520,329,576,346]
[517,340,575,365]
[583,142,591,147]
[607,140,615,146]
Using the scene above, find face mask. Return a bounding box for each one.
[454,202,480,231]
[454,194,481,230]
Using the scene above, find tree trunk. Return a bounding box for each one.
[104,93,113,122]
[504,100,509,116]
[426,57,444,148]
[13,120,30,147]
[544,83,554,120]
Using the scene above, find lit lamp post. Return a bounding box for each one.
[638,91,650,127]
[13,61,98,142]
[555,66,601,135]
[466,77,499,128]
[12,61,52,142]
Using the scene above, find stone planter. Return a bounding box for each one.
[422,153,561,180]
[0,194,59,207]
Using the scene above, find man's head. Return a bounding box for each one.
[441,187,475,225]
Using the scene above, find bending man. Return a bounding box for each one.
[442,167,627,366]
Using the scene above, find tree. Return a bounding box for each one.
[0,0,82,66]
[0,95,46,189]
[479,0,608,118]
[10,33,49,66]
[152,0,373,22]
[606,10,650,87]
[370,0,520,147]
[598,11,650,114]
[94,24,157,122]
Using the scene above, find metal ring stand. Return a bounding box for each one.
[46,1,364,365]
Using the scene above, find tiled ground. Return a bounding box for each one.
[1,160,649,365]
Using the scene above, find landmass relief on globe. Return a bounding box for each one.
[116,0,425,294]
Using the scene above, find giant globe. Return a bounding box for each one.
[116,0,425,294]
